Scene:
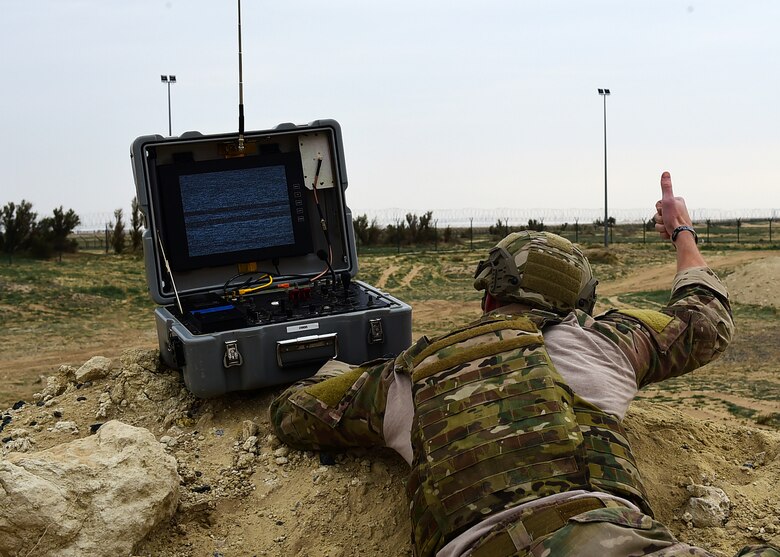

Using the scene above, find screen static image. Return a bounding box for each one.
[179,166,296,258]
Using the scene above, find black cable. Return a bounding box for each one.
[317,249,337,286]
[311,158,335,282]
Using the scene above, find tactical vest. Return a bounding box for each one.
[396,312,651,557]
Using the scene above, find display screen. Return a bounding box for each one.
[180,166,295,257]
[154,151,311,271]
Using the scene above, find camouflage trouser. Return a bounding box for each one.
[269,362,780,557]
[469,505,780,557]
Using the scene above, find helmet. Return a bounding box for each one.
[473,231,598,314]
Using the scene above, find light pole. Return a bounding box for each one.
[598,88,611,247]
[160,75,177,136]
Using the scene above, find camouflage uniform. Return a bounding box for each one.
[270,265,778,557]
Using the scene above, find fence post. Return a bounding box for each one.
[736,218,741,244]
[574,219,579,243]
[470,217,473,251]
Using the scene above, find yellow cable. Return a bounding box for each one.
[238,274,273,295]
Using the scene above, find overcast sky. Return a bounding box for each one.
[1,0,778,227]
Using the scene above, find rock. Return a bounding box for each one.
[3,436,33,453]
[265,433,281,449]
[240,420,259,442]
[160,435,178,448]
[242,436,258,453]
[39,365,76,399]
[119,348,162,374]
[0,420,179,557]
[52,421,79,434]
[75,356,112,383]
[95,392,112,419]
[236,453,255,469]
[684,484,731,527]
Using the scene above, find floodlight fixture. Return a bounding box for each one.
[160,74,177,136]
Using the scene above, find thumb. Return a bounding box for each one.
[660,171,674,200]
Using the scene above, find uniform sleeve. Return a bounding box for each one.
[269,357,396,451]
[589,267,734,389]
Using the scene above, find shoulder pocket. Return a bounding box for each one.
[290,365,372,427]
[612,309,688,354]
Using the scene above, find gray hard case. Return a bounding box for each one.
[131,120,412,397]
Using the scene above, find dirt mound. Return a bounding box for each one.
[723,256,780,308]
[598,251,778,297]
[2,350,779,557]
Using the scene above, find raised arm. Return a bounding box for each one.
[653,171,707,271]
[592,171,733,388]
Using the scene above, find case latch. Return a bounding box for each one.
[368,318,384,344]
[167,331,185,367]
[223,340,243,368]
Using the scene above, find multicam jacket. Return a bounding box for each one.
[270,267,734,556]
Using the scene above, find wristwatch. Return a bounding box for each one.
[671,225,699,244]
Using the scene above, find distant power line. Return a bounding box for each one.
[73,208,780,232]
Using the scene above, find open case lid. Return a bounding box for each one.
[130,119,358,306]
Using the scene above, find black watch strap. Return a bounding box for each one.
[671,225,699,244]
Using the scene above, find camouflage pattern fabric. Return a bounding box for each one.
[473,231,597,314]
[267,274,764,557]
[270,357,396,451]
[469,505,780,557]
[402,313,652,556]
[589,274,733,388]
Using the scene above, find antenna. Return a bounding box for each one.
[237,0,245,152]
[156,230,184,314]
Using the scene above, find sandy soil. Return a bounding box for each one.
[2,250,779,557]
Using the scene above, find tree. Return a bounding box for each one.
[405,213,419,244]
[353,214,381,246]
[593,216,616,228]
[385,219,407,251]
[489,218,509,239]
[45,206,81,261]
[418,211,434,243]
[1,200,37,263]
[130,196,144,252]
[110,208,126,254]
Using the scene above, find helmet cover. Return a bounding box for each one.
[474,231,597,314]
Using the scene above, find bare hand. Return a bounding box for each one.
[654,171,693,240]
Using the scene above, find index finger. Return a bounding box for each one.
[660,171,674,200]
